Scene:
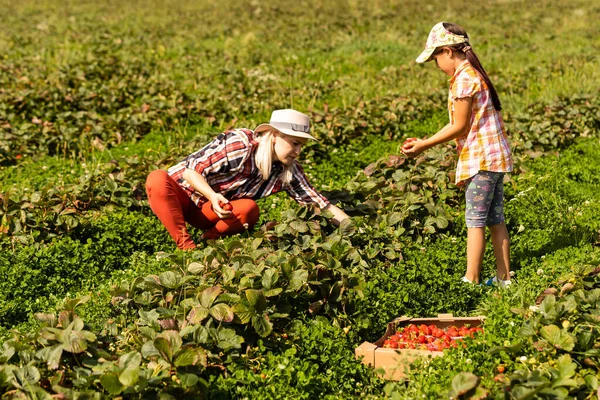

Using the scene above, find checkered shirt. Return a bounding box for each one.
[167,129,330,208]
[448,61,513,184]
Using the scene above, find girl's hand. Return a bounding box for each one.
[401,138,427,158]
[400,137,417,152]
[210,194,233,219]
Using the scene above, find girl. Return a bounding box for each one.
[402,22,513,287]
[146,109,349,250]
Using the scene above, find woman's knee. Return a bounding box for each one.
[146,170,170,196]
[234,199,260,228]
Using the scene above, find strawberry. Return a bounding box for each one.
[220,202,233,211]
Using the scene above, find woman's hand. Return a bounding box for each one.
[209,193,233,219]
[401,138,428,158]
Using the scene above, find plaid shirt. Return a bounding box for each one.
[448,61,513,184]
[167,129,330,208]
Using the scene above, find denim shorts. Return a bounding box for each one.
[464,171,506,228]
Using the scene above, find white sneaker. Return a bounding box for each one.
[485,276,512,288]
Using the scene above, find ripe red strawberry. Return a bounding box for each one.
[447,327,459,337]
[220,202,233,211]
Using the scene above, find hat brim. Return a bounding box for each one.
[416,47,436,63]
[254,123,317,140]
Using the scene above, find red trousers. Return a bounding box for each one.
[145,170,260,250]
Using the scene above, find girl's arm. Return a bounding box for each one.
[182,168,232,218]
[323,204,350,227]
[402,97,473,157]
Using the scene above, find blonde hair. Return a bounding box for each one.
[254,129,293,186]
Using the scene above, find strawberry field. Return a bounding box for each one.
[1,0,600,398]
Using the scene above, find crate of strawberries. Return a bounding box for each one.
[381,321,483,351]
[355,313,485,380]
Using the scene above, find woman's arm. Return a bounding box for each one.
[323,204,349,227]
[402,97,473,157]
[182,168,232,218]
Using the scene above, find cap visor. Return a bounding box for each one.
[415,47,435,63]
[254,124,317,140]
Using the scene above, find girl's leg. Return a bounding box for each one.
[490,222,510,280]
[466,227,486,283]
[486,174,510,280]
[187,198,260,240]
[464,172,497,283]
[145,170,197,250]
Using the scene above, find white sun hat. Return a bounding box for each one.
[254,109,316,140]
[416,22,469,63]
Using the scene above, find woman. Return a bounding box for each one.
[146,109,349,250]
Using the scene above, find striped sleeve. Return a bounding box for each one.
[184,130,251,176]
[285,162,330,208]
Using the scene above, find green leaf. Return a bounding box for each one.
[34,313,57,327]
[252,314,273,337]
[119,367,140,387]
[328,281,343,303]
[264,288,283,297]
[226,239,244,253]
[540,325,575,351]
[262,268,279,290]
[187,306,209,324]
[36,344,63,370]
[14,365,41,386]
[59,330,91,354]
[233,303,254,324]
[118,351,142,370]
[338,218,356,236]
[489,343,523,354]
[100,373,124,395]
[154,338,173,363]
[289,269,308,291]
[63,296,91,311]
[139,309,160,325]
[141,341,159,358]
[387,212,403,226]
[451,372,478,396]
[555,354,577,379]
[517,324,536,338]
[174,347,207,368]
[539,295,558,320]
[161,330,182,354]
[584,375,598,391]
[216,328,243,350]
[210,303,234,322]
[200,286,221,308]
[178,372,199,388]
[158,271,180,289]
[290,220,309,233]
[187,262,205,275]
[222,266,236,284]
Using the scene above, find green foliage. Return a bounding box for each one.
[213,318,384,399]
[0,211,172,330]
